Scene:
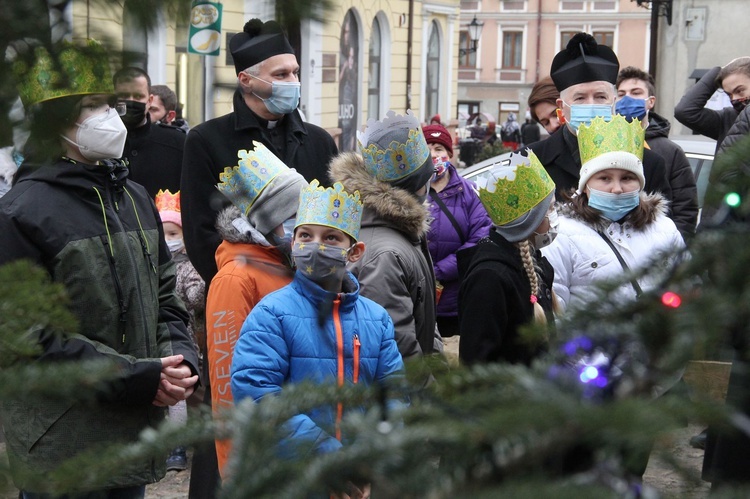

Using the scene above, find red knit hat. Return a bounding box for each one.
[422,124,453,157]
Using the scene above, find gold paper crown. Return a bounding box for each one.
[155,190,181,213]
[216,142,289,216]
[577,115,645,166]
[478,151,555,226]
[13,40,114,108]
[356,110,430,182]
[295,180,363,242]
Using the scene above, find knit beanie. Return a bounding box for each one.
[578,151,645,193]
[248,169,307,235]
[422,124,453,157]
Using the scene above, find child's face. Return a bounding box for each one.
[294,224,352,249]
[162,222,183,241]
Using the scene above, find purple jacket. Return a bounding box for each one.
[427,164,492,317]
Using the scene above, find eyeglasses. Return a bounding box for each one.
[80,100,127,116]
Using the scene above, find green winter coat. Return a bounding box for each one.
[0,158,200,493]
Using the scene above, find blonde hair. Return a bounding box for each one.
[517,240,560,324]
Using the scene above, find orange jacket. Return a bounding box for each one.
[206,241,293,477]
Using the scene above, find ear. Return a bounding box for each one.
[166,110,177,123]
[237,71,253,90]
[347,241,366,263]
[556,97,564,109]
[646,95,656,111]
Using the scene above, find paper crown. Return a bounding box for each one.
[577,114,645,166]
[13,40,114,108]
[295,180,363,242]
[216,142,290,216]
[155,189,181,212]
[478,151,555,226]
[357,110,430,182]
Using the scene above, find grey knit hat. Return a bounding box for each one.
[248,169,307,235]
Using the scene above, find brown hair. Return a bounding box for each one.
[616,66,656,96]
[563,189,657,230]
[516,239,560,324]
[718,57,750,88]
[528,77,560,123]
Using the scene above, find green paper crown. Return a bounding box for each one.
[357,110,430,182]
[216,142,290,216]
[14,40,114,108]
[578,114,645,166]
[295,180,363,242]
[478,151,555,226]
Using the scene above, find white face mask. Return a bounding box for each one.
[61,107,127,162]
[166,238,185,253]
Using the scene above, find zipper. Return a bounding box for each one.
[353,334,360,384]
[101,235,128,342]
[333,298,344,442]
[100,182,151,354]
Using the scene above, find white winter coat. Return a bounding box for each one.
[542,193,686,312]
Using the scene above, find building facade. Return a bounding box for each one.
[457,0,651,129]
[64,0,462,150]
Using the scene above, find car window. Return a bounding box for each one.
[692,157,714,208]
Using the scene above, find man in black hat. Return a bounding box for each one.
[181,18,338,285]
[527,33,671,202]
[179,20,338,498]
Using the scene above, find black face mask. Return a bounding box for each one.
[731,96,750,113]
[119,100,147,128]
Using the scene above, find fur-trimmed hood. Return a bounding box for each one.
[328,152,430,238]
[215,205,260,244]
[561,191,670,231]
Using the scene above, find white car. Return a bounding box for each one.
[459,135,717,210]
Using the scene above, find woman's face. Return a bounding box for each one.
[585,168,641,195]
[428,142,452,161]
[532,101,560,134]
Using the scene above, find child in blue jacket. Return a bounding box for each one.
[230,180,404,488]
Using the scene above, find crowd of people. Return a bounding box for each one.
[1,17,749,499]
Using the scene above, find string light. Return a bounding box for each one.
[725,192,741,208]
[661,291,681,308]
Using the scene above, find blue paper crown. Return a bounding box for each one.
[357,110,430,182]
[295,180,363,241]
[216,142,289,215]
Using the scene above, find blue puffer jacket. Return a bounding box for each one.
[427,164,492,317]
[231,270,404,455]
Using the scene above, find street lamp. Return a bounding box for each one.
[459,16,484,57]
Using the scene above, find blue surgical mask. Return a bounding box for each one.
[249,74,300,115]
[587,187,640,222]
[615,96,648,123]
[564,102,614,132]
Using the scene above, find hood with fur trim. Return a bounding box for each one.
[328,152,430,238]
[562,191,670,231]
[216,205,260,244]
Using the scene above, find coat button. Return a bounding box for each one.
[131,150,138,157]
[545,289,551,299]
[591,262,598,268]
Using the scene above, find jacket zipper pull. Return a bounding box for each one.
[353,334,360,384]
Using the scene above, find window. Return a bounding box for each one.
[459,31,477,68]
[502,0,525,10]
[123,0,148,68]
[560,30,579,49]
[591,0,617,11]
[560,1,584,11]
[593,30,614,48]
[502,32,522,69]
[368,18,381,121]
[425,22,440,121]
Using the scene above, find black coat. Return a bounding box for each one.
[181,90,338,283]
[674,66,739,156]
[645,112,699,237]
[122,117,186,199]
[457,230,555,365]
[527,126,672,202]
